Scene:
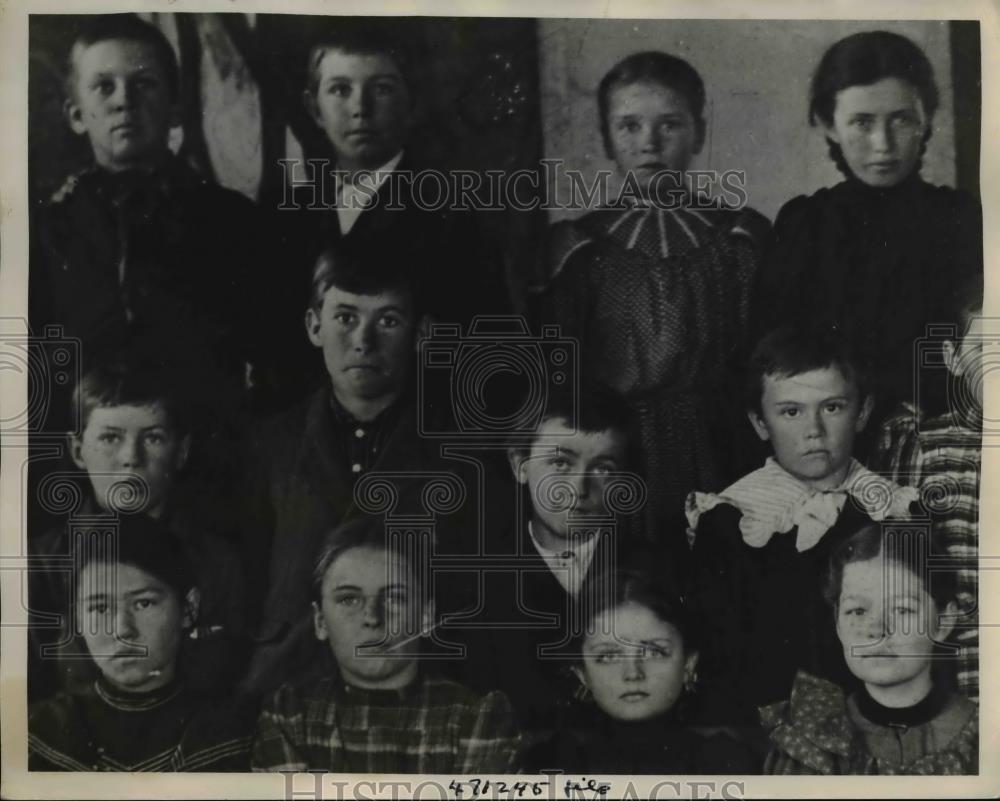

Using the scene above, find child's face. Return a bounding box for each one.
[606,80,702,193]
[305,284,422,408]
[66,38,176,172]
[824,77,927,188]
[836,555,954,702]
[77,561,190,693]
[71,404,190,517]
[579,602,695,722]
[749,366,872,491]
[511,417,627,541]
[313,545,430,690]
[945,312,984,415]
[309,49,412,172]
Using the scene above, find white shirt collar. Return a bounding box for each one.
[337,150,404,234]
[527,520,600,596]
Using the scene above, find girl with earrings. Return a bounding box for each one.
[526,565,760,774]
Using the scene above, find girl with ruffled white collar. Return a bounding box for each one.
[685,325,918,729]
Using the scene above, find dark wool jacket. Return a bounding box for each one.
[30,155,271,392]
[238,384,489,699]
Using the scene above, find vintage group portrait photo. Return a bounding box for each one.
[0,0,996,797]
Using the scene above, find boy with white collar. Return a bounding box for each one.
[686,325,917,726]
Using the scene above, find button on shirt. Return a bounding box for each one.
[527,521,600,597]
[328,394,401,484]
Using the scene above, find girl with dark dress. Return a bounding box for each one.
[527,567,759,774]
[751,31,983,442]
[28,518,253,771]
[536,52,769,553]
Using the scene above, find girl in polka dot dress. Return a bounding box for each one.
[761,524,977,775]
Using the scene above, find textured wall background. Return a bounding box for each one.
[537,19,957,223]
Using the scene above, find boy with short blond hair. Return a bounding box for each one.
[31,13,266,394]
[251,517,520,773]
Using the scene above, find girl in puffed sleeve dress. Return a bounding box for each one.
[538,51,768,553]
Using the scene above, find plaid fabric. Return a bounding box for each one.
[874,407,980,702]
[252,671,521,773]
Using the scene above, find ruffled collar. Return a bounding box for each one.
[686,458,918,552]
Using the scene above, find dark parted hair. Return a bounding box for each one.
[72,361,192,437]
[75,513,196,602]
[745,324,871,416]
[308,236,422,315]
[304,19,417,99]
[597,51,707,160]
[822,523,958,613]
[580,562,698,654]
[66,14,180,102]
[809,31,937,176]
[310,515,429,605]
[511,380,636,468]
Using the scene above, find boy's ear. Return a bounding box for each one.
[68,431,87,470]
[176,433,192,471]
[683,650,700,687]
[305,307,323,347]
[570,663,588,690]
[692,120,707,157]
[303,89,321,126]
[943,338,961,377]
[313,601,328,642]
[414,314,432,348]
[182,587,201,630]
[506,447,529,485]
[746,410,770,442]
[167,98,182,132]
[64,98,88,136]
[854,394,875,433]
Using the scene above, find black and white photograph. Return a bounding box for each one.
[1,0,996,797]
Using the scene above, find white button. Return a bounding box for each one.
[355,428,366,438]
[352,463,362,473]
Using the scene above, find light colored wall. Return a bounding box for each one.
[538,19,956,223]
